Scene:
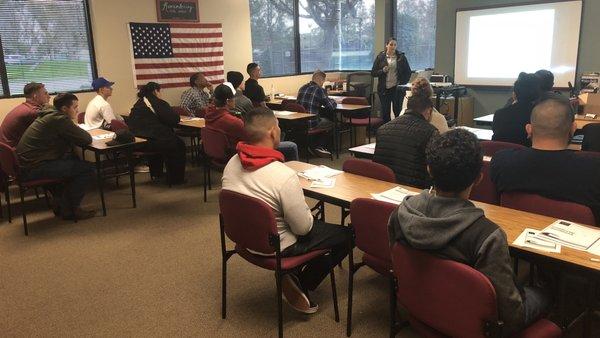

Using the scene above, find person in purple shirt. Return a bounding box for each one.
[0,82,50,147]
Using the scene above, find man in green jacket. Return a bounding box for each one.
[17,93,95,220]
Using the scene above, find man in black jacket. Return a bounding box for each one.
[389,129,552,336]
[374,95,437,188]
[492,72,541,146]
[244,63,266,106]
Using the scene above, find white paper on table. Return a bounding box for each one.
[371,186,418,205]
[371,193,402,205]
[513,228,561,253]
[535,220,600,251]
[586,239,600,257]
[274,110,296,116]
[364,143,376,149]
[92,132,115,140]
[298,165,343,181]
[78,124,96,131]
[310,178,336,188]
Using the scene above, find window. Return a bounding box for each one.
[0,0,96,97]
[395,0,437,70]
[249,0,375,77]
[249,0,296,77]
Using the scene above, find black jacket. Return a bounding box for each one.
[127,96,180,142]
[371,50,411,94]
[492,101,534,147]
[374,111,438,188]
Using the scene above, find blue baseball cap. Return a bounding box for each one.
[92,77,115,91]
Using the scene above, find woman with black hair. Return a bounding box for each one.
[128,82,186,185]
[371,37,412,124]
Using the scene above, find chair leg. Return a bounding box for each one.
[222,246,228,319]
[19,187,28,236]
[34,187,40,199]
[276,269,284,338]
[203,163,208,203]
[346,249,355,336]
[43,189,51,208]
[330,257,340,322]
[389,276,398,338]
[6,187,12,223]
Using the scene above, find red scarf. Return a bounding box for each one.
[237,142,284,171]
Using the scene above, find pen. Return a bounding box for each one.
[525,239,556,248]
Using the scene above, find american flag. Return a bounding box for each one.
[128,22,224,89]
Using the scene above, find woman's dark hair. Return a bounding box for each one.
[426,129,483,192]
[53,93,78,111]
[386,37,397,44]
[214,83,234,107]
[137,82,161,99]
[513,72,541,103]
[407,94,433,114]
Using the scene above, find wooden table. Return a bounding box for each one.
[178,117,205,129]
[274,111,314,162]
[86,129,147,216]
[474,113,494,127]
[475,113,600,131]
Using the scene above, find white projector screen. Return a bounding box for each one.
[454,1,582,87]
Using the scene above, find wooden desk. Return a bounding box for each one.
[178,117,205,129]
[86,129,147,216]
[474,113,494,127]
[348,143,375,159]
[285,160,600,273]
[575,114,600,129]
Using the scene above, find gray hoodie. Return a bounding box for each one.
[389,191,525,336]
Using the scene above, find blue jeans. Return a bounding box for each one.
[523,286,553,326]
[24,156,94,212]
[277,141,298,162]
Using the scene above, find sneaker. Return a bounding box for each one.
[281,274,318,314]
[314,147,332,158]
[62,208,96,221]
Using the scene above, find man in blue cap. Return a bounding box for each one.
[85,77,123,129]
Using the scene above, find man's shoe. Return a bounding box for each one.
[314,147,332,158]
[281,274,318,314]
[62,208,96,221]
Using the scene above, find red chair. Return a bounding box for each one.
[391,243,562,338]
[347,198,398,336]
[201,127,233,202]
[282,101,306,113]
[342,158,396,183]
[481,140,526,157]
[341,97,382,144]
[219,189,339,338]
[109,119,128,132]
[500,191,595,225]
[470,160,499,205]
[172,106,188,116]
[0,142,73,235]
[77,112,85,124]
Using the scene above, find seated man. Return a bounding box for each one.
[491,99,600,223]
[0,82,50,147]
[17,93,95,220]
[297,70,336,157]
[222,106,350,314]
[206,83,299,161]
[226,71,254,118]
[492,72,541,146]
[374,94,438,188]
[244,63,267,106]
[389,128,552,336]
[85,77,123,129]
[180,72,213,116]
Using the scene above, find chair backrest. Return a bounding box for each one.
[350,198,396,263]
[391,243,498,337]
[77,112,85,124]
[109,119,129,132]
[0,142,20,177]
[282,101,306,113]
[342,158,396,183]
[201,127,231,164]
[341,97,368,105]
[172,106,189,116]
[582,123,600,152]
[480,140,525,157]
[219,189,278,254]
[500,191,596,225]
[346,72,373,101]
[469,161,499,205]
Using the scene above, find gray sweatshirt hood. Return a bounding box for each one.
[391,191,484,250]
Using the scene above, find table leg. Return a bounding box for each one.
[94,152,107,216]
[453,91,460,125]
[127,149,137,208]
[334,111,340,159]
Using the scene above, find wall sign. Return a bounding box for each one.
[156,0,199,22]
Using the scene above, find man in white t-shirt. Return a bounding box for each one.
[85,77,123,129]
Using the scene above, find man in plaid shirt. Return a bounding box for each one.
[180,72,213,117]
[297,70,336,157]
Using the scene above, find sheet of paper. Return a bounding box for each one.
[92,132,115,140]
[513,228,561,253]
[586,238,600,257]
[309,178,335,188]
[536,219,600,251]
[78,124,96,131]
[298,165,343,181]
[274,110,295,116]
[370,186,418,205]
[364,143,376,149]
[371,193,402,205]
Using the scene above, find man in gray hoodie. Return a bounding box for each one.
[388,129,552,335]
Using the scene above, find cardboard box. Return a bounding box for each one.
[579,93,600,114]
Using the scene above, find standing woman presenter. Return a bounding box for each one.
[371,37,412,124]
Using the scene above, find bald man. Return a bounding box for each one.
[491,99,600,224]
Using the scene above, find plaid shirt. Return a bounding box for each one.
[297,81,337,127]
[180,87,211,116]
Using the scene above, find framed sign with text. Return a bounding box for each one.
[156,0,199,22]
